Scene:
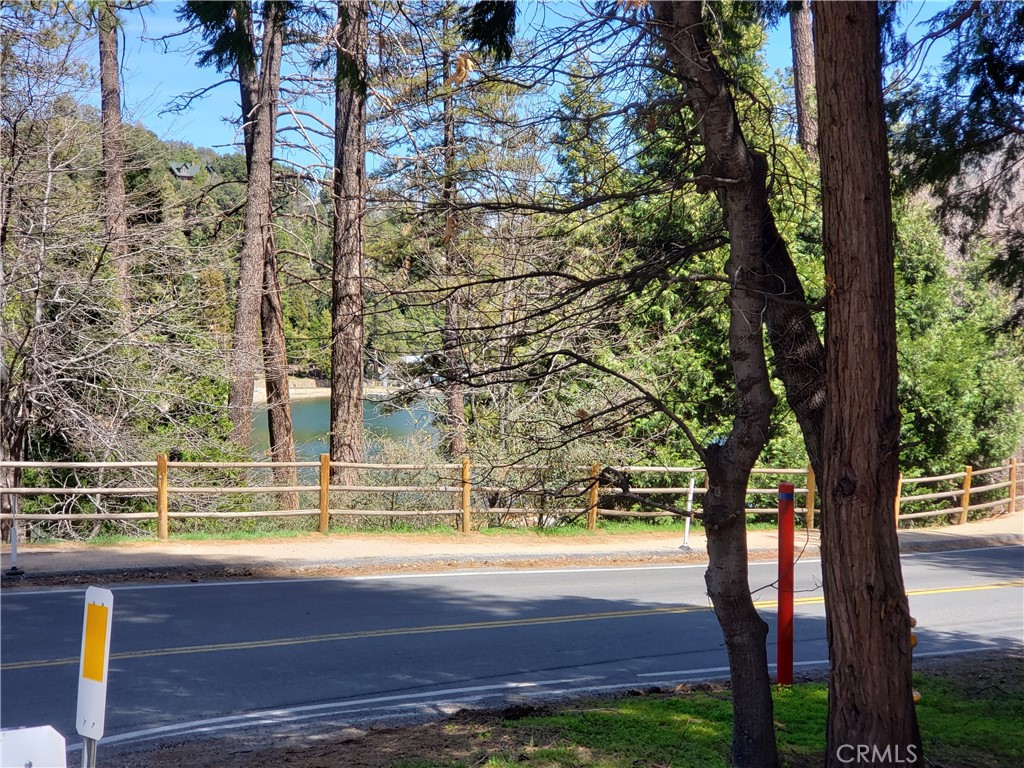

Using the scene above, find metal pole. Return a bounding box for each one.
[82,736,98,768]
[777,482,795,685]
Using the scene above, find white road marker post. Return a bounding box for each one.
[77,587,114,768]
[4,522,23,576]
[681,477,695,549]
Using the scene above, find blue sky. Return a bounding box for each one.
[107,2,944,158]
[117,2,243,153]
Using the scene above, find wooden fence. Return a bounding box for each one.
[0,456,1019,541]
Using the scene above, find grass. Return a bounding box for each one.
[37,515,708,545]
[35,516,792,546]
[439,657,1023,768]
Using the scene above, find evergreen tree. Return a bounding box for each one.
[890,1,1024,325]
[178,1,298,502]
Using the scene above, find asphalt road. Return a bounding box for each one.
[2,545,1021,753]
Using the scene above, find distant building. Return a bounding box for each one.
[168,161,215,181]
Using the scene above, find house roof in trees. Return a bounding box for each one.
[168,162,214,180]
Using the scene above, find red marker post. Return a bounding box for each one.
[777,482,795,685]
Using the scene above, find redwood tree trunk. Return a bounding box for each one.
[226,1,285,447]
[815,4,922,765]
[330,0,368,482]
[98,0,131,312]
[789,0,818,158]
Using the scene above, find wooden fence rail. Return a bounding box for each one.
[0,456,1019,541]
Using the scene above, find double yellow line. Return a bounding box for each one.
[5,579,1020,672]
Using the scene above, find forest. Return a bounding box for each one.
[2,3,1022,764]
[1,0,1022,508]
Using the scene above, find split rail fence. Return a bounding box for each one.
[0,456,1019,541]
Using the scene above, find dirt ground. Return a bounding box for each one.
[97,652,1022,768]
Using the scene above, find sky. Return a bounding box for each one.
[105,2,946,159]
[117,2,245,154]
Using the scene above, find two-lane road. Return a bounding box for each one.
[2,545,1021,750]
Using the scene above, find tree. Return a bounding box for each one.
[815,3,922,764]
[179,1,297,477]
[555,57,620,204]
[894,202,1024,474]
[329,0,368,474]
[1,4,242,534]
[889,1,1024,326]
[439,6,469,458]
[95,0,132,312]
[788,0,816,157]
[646,5,781,763]
[454,3,827,762]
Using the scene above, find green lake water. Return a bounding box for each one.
[251,397,434,461]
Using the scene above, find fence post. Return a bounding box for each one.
[318,453,330,534]
[156,453,168,541]
[461,456,472,534]
[586,463,600,530]
[894,472,903,527]
[958,465,973,525]
[804,464,816,531]
[777,482,795,686]
[1009,458,1018,516]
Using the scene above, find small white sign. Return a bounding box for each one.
[0,725,68,768]
[76,587,114,741]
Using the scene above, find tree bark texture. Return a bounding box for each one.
[655,3,826,479]
[789,0,818,158]
[232,6,297,502]
[237,1,259,177]
[814,3,922,765]
[330,0,368,480]
[226,1,285,447]
[262,244,298,507]
[441,30,468,459]
[98,1,131,312]
[651,4,781,765]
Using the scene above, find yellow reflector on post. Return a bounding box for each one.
[82,603,109,683]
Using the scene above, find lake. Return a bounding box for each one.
[251,397,435,461]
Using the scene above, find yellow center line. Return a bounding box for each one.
[5,579,1020,672]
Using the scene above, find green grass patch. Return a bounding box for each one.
[479,657,1024,768]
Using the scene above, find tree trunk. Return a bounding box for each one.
[814,3,922,765]
[789,0,818,158]
[330,0,368,483]
[0,414,26,541]
[226,1,285,447]
[441,26,468,459]
[262,241,298,508]
[233,8,297,506]
[651,4,781,765]
[703,459,777,768]
[97,1,131,313]
[758,164,826,476]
